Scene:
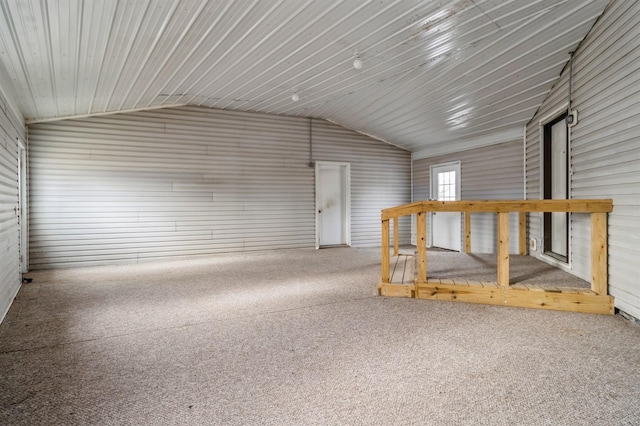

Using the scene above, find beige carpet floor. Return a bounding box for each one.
[1,248,639,425]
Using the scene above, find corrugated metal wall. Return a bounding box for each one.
[526,0,640,319]
[28,106,410,269]
[0,89,25,322]
[413,140,524,253]
[312,120,410,247]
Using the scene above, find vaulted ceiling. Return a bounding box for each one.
[0,0,609,155]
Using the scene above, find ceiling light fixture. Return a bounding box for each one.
[291,90,299,102]
[353,50,363,70]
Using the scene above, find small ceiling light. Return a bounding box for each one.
[291,90,299,102]
[353,50,363,70]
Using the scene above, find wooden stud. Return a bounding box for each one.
[393,217,399,256]
[497,212,510,287]
[464,212,471,253]
[381,202,423,219]
[416,211,427,284]
[591,212,608,295]
[381,219,390,283]
[518,212,527,255]
[378,283,414,298]
[415,283,614,315]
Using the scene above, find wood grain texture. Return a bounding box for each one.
[591,212,608,295]
[393,217,399,256]
[518,212,527,255]
[416,212,427,284]
[381,219,390,283]
[497,212,510,286]
[378,283,414,298]
[415,283,614,315]
[464,212,471,253]
[382,199,613,219]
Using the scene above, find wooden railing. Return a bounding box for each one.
[381,200,613,296]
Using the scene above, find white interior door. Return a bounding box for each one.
[431,162,461,251]
[550,120,568,256]
[316,162,350,247]
[18,140,28,273]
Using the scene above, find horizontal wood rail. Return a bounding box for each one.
[379,199,614,315]
[381,199,613,220]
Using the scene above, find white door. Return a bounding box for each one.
[550,120,568,257]
[316,162,350,247]
[431,162,461,251]
[18,140,28,273]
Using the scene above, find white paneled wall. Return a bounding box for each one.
[526,0,640,319]
[28,106,410,269]
[413,140,524,253]
[312,120,411,247]
[0,88,25,322]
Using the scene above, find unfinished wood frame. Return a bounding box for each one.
[378,199,614,315]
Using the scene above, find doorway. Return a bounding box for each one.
[315,162,350,248]
[430,161,461,251]
[18,139,28,273]
[543,113,569,262]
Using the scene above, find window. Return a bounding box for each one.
[437,170,457,201]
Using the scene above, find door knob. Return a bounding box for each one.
[318,209,322,213]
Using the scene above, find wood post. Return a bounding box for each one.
[497,212,510,286]
[464,212,471,253]
[518,212,527,255]
[393,217,399,256]
[382,219,390,283]
[416,212,427,284]
[591,212,608,295]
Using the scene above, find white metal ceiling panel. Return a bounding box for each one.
[0,0,610,152]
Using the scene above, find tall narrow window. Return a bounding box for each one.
[543,113,569,262]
